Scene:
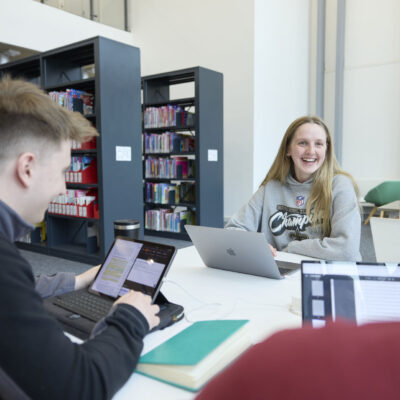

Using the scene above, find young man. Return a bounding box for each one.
[0,77,160,399]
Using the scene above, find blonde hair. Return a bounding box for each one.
[0,77,98,163]
[261,116,358,237]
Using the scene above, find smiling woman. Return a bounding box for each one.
[225,116,361,262]
[286,123,327,183]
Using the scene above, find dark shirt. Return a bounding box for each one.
[0,200,149,399]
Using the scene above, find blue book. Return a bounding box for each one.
[135,320,251,392]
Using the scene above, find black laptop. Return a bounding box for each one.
[44,237,184,339]
[301,260,400,327]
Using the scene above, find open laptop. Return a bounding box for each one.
[301,260,400,327]
[184,225,301,279]
[370,217,400,263]
[44,237,184,339]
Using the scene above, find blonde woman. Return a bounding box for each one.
[226,116,361,261]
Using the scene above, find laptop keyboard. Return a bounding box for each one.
[53,290,113,322]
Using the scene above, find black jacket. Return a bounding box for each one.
[0,217,148,399]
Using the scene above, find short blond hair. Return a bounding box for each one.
[0,77,98,161]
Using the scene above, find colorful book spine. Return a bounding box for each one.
[145,208,194,233]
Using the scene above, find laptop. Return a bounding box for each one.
[44,237,184,339]
[370,217,400,263]
[301,260,400,327]
[184,225,301,279]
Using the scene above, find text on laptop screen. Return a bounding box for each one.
[302,261,400,328]
[91,238,174,299]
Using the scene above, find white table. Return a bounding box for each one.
[113,245,302,399]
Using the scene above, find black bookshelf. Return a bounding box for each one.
[142,67,223,239]
[0,37,143,264]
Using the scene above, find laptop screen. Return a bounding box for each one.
[302,261,400,327]
[90,237,175,299]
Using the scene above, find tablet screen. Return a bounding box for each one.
[90,237,175,300]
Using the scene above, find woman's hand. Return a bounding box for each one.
[269,244,277,257]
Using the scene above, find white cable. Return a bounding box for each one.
[163,279,293,321]
[163,279,222,322]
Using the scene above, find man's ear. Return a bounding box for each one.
[16,152,36,188]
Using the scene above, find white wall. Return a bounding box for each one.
[0,0,133,52]
[323,0,400,197]
[130,0,255,218]
[342,0,400,196]
[253,0,310,190]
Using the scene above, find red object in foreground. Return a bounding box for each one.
[196,321,400,400]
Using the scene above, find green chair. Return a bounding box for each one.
[364,181,400,224]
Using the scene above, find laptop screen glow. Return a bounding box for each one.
[302,261,400,328]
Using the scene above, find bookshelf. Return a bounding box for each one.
[0,37,143,264]
[142,67,223,240]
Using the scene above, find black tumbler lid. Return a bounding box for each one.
[114,219,140,230]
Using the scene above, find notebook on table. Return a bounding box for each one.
[184,225,306,279]
[44,237,184,339]
[301,260,400,327]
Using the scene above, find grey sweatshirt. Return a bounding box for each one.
[226,174,361,261]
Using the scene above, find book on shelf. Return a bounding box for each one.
[66,156,97,184]
[145,156,194,179]
[145,207,194,232]
[136,320,251,392]
[143,105,195,129]
[145,182,195,204]
[144,132,195,154]
[48,89,93,115]
[49,189,98,219]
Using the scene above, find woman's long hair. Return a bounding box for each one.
[261,116,358,237]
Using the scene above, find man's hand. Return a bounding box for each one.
[74,265,101,291]
[269,244,277,257]
[115,290,160,330]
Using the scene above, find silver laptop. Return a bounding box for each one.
[185,225,300,279]
[302,260,400,327]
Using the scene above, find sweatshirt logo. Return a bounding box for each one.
[269,205,312,236]
[296,196,305,207]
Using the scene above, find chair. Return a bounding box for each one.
[363,181,400,225]
[370,217,400,263]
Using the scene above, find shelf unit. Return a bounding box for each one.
[0,37,143,264]
[142,67,223,240]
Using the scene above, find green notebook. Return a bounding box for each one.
[136,319,251,392]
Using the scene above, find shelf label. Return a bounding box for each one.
[116,146,132,162]
[208,149,218,162]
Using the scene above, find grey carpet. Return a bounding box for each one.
[21,225,375,277]
[23,235,192,276]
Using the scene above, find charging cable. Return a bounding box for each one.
[163,279,296,321]
[163,278,222,322]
